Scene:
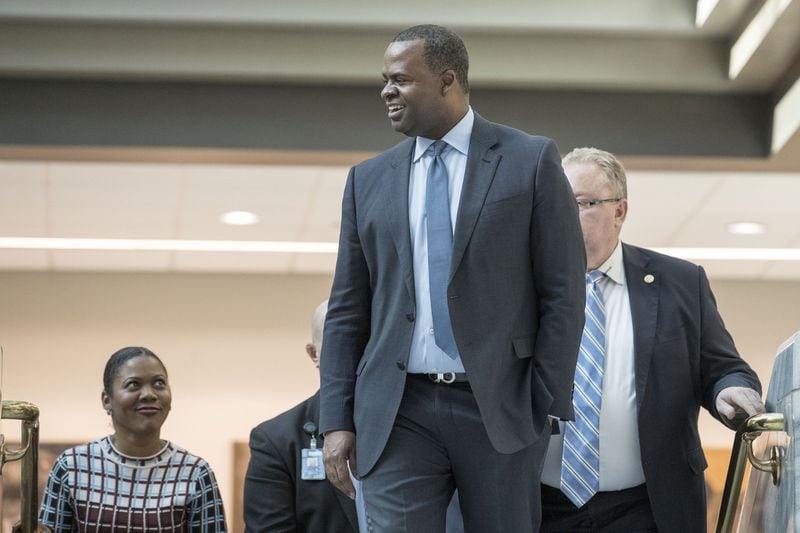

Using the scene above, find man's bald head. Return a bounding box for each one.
[306,300,329,369]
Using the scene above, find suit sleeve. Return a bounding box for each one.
[243,426,298,533]
[319,166,372,435]
[530,139,587,420]
[696,266,762,428]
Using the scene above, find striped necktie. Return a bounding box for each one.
[425,140,459,359]
[561,270,606,507]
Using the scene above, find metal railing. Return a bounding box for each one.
[1,400,40,533]
[715,412,786,533]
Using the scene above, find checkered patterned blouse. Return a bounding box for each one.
[39,436,227,532]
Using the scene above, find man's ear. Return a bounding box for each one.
[306,343,320,368]
[616,198,629,225]
[440,70,457,96]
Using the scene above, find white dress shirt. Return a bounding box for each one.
[406,107,474,374]
[542,241,646,490]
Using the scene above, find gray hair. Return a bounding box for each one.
[562,147,627,199]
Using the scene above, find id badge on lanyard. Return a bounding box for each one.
[301,421,326,481]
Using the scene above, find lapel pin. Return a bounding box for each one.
[644,274,655,284]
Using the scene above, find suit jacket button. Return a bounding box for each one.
[406,313,415,322]
[396,361,406,371]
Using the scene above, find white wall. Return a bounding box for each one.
[1,272,798,520]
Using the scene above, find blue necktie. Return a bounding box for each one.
[561,270,606,507]
[426,140,459,359]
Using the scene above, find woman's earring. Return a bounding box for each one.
[106,408,112,415]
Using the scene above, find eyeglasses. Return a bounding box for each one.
[575,198,622,210]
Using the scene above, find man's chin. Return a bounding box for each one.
[389,119,412,136]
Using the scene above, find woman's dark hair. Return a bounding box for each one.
[103,346,167,395]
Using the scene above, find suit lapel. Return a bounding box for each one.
[623,243,659,410]
[383,117,501,292]
[383,140,416,302]
[450,114,501,278]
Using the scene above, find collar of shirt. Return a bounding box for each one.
[596,240,626,286]
[412,106,474,162]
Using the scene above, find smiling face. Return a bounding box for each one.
[381,39,458,139]
[101,355,172,441]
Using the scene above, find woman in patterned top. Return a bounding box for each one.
[39,346,227,532]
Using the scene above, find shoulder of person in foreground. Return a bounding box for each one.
[474,115,558,152]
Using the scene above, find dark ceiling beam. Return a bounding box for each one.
[0,78,771,159]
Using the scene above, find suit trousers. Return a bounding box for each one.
[360,374,550,532]
[540,483,657,532]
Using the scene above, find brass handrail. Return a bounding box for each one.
[1,400,40,533]
[715,412,785,533]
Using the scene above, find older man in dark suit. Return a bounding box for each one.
[320,24,586,532]
[244,301,358,533]
[539,147,764,532]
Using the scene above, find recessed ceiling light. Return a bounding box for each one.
[220,210,259,226]
[727,222,766,235]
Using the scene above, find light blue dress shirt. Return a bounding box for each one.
[406,107,474,374]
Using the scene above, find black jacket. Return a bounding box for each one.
[244,392,358,533]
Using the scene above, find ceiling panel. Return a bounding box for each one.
[299,168,347,242]
[178,207,310,240]
[48,163,183,238]
[313,168,349,210]
[622,171,723,247]
[177,165,320,240]
[181,165,319,207]
[0,162,48,235]
[670,174,800,247]
[2,160,800,279]
[299,214,342,242]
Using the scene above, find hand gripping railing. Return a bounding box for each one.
[1,400,40,533]
[715,412,785,533]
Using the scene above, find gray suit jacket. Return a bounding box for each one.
[320,113,586,476]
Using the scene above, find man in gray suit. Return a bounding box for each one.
[320,24,586,532]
